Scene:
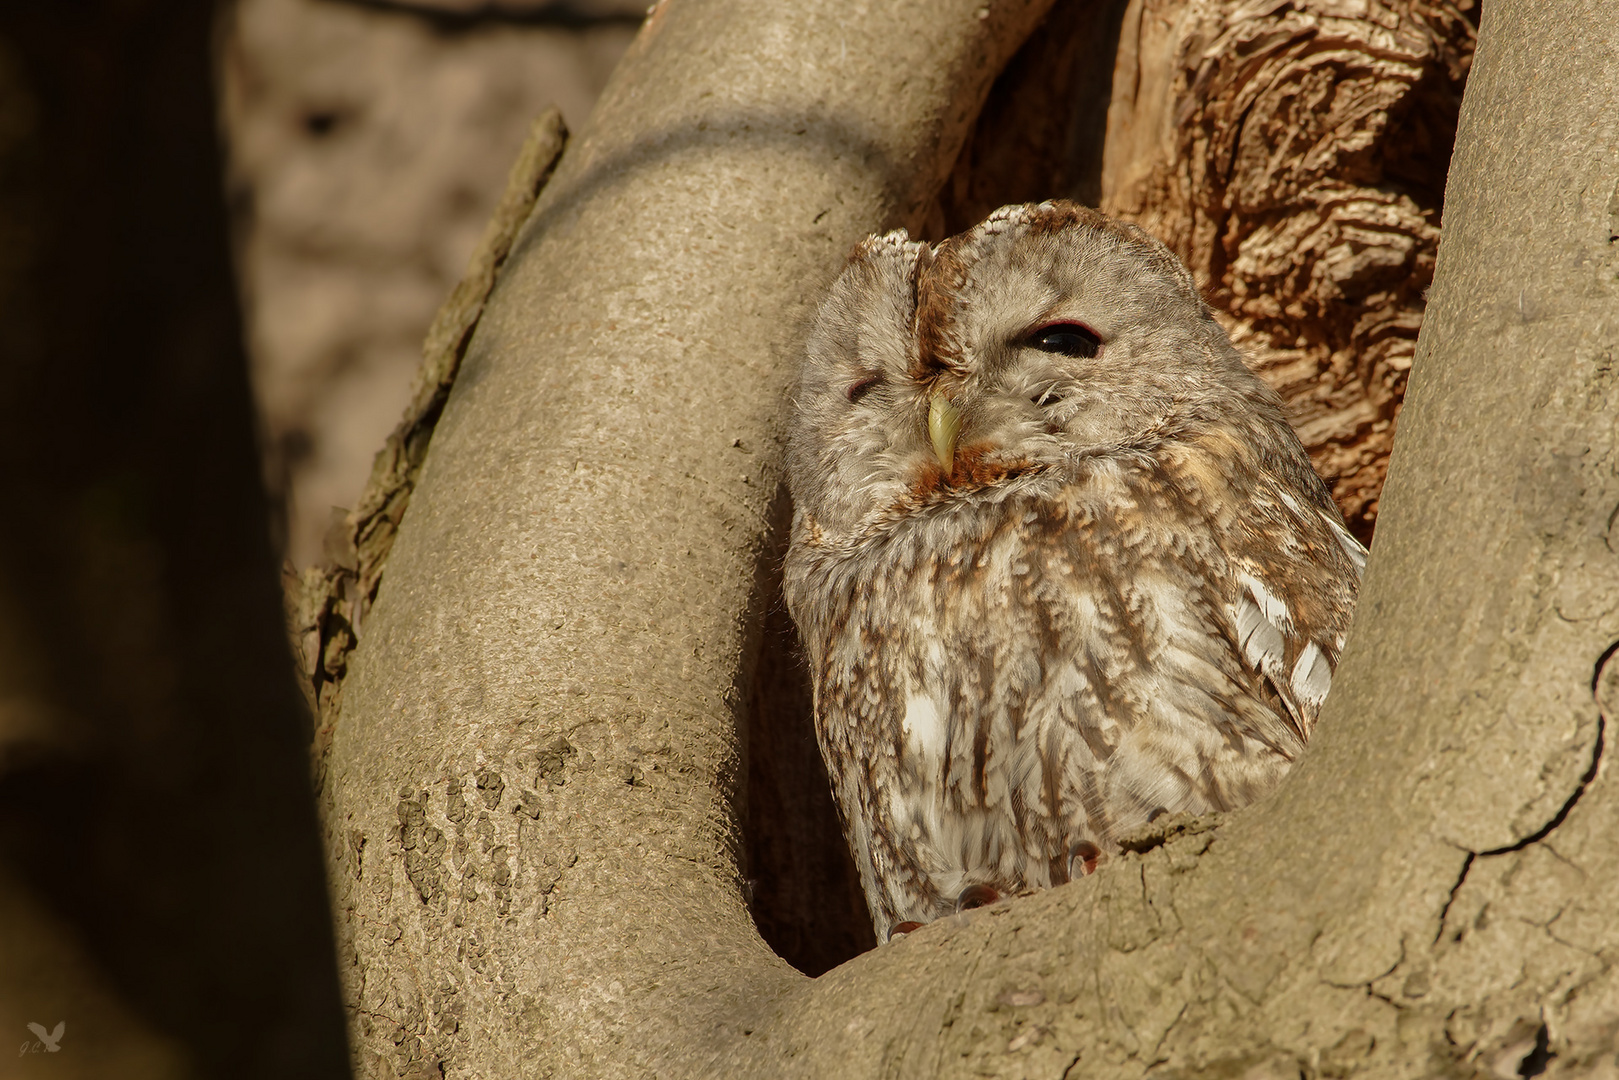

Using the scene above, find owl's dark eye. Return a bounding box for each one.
[1027,322,1102,359]
[846,374,883,403]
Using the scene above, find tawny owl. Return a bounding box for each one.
[782,201,1365,942]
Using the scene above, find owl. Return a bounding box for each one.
[782,201,1365,942]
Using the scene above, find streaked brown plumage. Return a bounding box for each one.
[783,202,1364,941]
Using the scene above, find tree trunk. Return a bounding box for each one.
[322,0,1619,1076]
[319,1,1057,1074]
[0,2,349,1076]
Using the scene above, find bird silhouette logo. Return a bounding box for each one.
[26,1022,64,1052]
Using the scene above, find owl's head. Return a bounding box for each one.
[786,201,1288,537]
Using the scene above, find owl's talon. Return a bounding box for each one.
[888,921,924,942]
[955,884,1000,913]
[1068,840,1103,878]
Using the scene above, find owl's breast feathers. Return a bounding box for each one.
[785,422,1363,927]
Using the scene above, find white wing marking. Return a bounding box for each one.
[1234,576,1288,679]
[1238,572,1293,632]
[1290,641,1332,711]
[1231,572,1337,736]
[1319,509,1368,574]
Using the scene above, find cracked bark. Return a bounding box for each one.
[321,0,1619,1076]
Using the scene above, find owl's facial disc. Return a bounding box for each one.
[911,369,1072,494]
[917,319,1110,481]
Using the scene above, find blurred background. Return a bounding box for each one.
[219,0,641,569]
[0,3,646,1073]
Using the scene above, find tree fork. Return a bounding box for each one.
[324,0,1619,1076]
[713,2,1618,1075]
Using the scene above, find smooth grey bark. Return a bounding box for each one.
[323,1,1055,1075]
[327,0,1619,1076]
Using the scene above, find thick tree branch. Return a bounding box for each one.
[327,0,1619,1075]
[323,1,1056,1074]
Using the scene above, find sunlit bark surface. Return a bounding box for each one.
[316,1,1619,1077]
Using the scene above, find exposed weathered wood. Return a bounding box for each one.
[1102,0,1476,540]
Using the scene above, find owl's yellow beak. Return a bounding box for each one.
[928,391,962,475]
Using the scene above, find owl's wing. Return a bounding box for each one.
[1231,571,1331,741]
[1318,505,1368,575]
[1230,503,1365,740]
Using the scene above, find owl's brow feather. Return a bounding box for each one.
[910,235,971,380]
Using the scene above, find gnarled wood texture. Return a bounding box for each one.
[1102,0,1477,540]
